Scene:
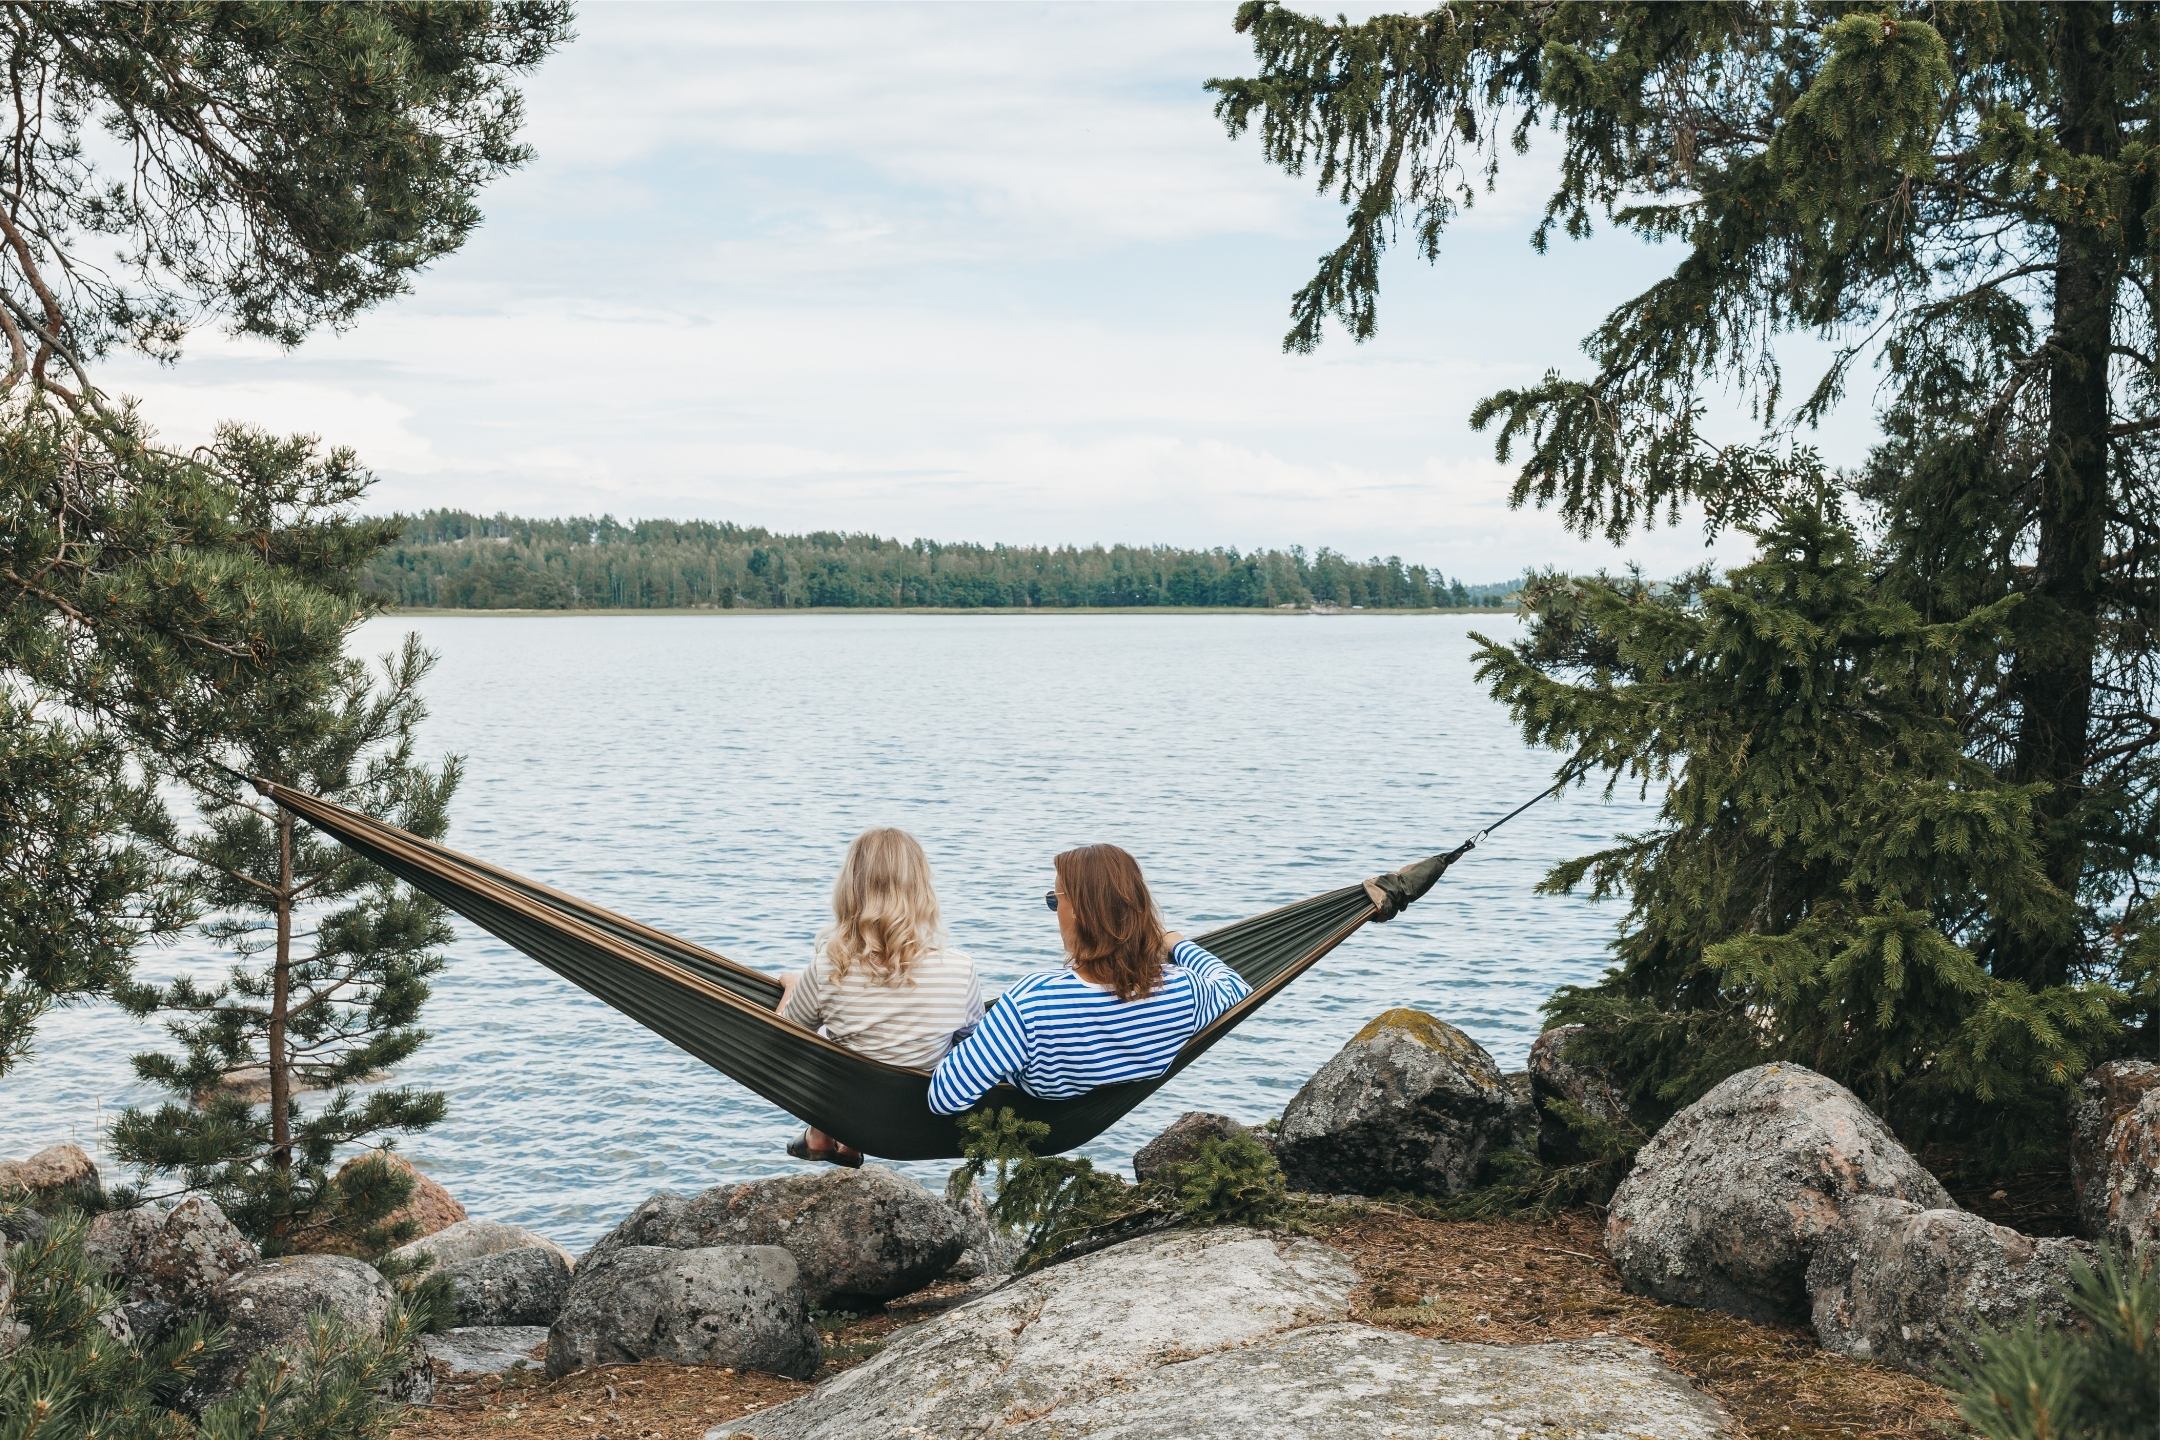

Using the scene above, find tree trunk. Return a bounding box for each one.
[268,808,295,1185]
[1999,2,2121,989]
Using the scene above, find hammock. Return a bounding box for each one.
[259,776,1551,1161]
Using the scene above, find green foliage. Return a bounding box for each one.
[1215,2,2160,997]
[1477,480,2129,1160]
[367,510,1505,612]
[0,2,571,375]
[1441,1096,1648,1221]
[1950,1246,2159,1440]
[108,617,460,1252]
[2,1,565,1078]
[959,1111,1291,1269]
[1,1209,417,1440]
[1168,1133,1288,1229]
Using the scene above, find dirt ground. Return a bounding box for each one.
[392,1210,1966,1440]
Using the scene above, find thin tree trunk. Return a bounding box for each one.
[2000,2,2120,989]
[268,808,294,1186]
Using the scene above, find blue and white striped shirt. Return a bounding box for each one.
[926,940,1251,1115]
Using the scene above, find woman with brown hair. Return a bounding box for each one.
[926,843,1249,1116]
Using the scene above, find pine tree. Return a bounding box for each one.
[1476,461,2125,1155]
[1213,3,2160,992]
[1,1205,416,1440]
[1,2,567,1077]
[109,614,461,1253]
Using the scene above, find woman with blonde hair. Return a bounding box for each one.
[927,843,1248,1116]
[778,827,980,1165]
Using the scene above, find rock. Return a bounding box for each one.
[991,1326,1735,1440]
[1528,1024,1637,1163]
[207,1255,395,1393]
[422,1325,550,1376]
[582,1167,966,1306]
[941,1169,1018,1281]
[1132,1111,1268,1185]
[2070,1059,2160,1249]
[0,1144,99,1209]
[445,1244,573,1327]
[1500,1070,1538,1152]
[353,1152,466,1240]
[708,1226,1356,1440]
[391,1217,572,1271]
[85,1197,258,1341]
[545,1244,818,1380]
[1274,1009,1514,1197]
[1605,1062,1952,1324]
[579,1191,688,1271]
[0,1234,16,1356]
[1808,1198,2094,1375]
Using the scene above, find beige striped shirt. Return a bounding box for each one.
[779,944,983,1070]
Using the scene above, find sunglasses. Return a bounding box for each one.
[1044,889,1060,912]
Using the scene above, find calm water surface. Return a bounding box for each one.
[3,615,1648,1248]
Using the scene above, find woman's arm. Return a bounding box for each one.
[928,989,1028,1115]
[1172,938,1251,1027]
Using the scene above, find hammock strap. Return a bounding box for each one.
[1362,760,1584,921]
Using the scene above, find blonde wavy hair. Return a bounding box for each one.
[816,827,943,985]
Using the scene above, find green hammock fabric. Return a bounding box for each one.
[263,779,1470,1161]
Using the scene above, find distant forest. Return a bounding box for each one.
[363,512,1521,611]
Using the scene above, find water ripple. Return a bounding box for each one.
[2,615,1647,1248]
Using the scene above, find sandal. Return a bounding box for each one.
[785,1128,864,1168]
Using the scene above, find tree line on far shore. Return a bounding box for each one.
[364,511,1519,611]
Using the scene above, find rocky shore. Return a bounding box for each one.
[5,1016,2151,1438]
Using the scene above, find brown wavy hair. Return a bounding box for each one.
[1055,844,1169,1002]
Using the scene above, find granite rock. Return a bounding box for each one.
[2069,1059,2160,1249]
[581,1166,965,1306]
[1808,1197,2095,1375]
[546,1244,818,1380]
[1605,1062,1951,1324]
[1275,1009,1514,1198]
[707,1226,1356,1440]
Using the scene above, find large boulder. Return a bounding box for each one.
[444,1244,573,1327]
[422,1325,550,1376]
[0,1144,99,1210]
[996,1327,1734,1440]
[1274,1009,1514,1197]
[1528,1024,1637,1163]
[1808,1198,2093,1375]
[1605,1063,1951,1324]
[390,1217,571,1271]
[546,1244,818,1380]
[708,1227,1357,1440]
[206,1255,396,1394]
[582,1166,967,1306]
[1131,1112,1270,1185]
[2070,1059,2160,1249]
[85,1196,258,1342]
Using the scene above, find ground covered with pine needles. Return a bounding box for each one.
[392,1205,1965,1440]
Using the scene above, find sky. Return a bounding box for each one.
[102,2,1876,584]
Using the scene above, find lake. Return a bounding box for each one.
[2,614,1651,1249]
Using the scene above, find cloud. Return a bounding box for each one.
[93,4,1782,584]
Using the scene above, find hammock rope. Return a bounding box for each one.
[251,767,1574,1160]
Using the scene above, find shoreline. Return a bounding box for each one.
[376,605,1519,618]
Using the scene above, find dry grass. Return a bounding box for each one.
[393,1282,975,1440]
[1313,1205,1966,1440]
[397,1217,1967,1440]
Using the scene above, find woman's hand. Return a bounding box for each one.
[1163,931,1184,948]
